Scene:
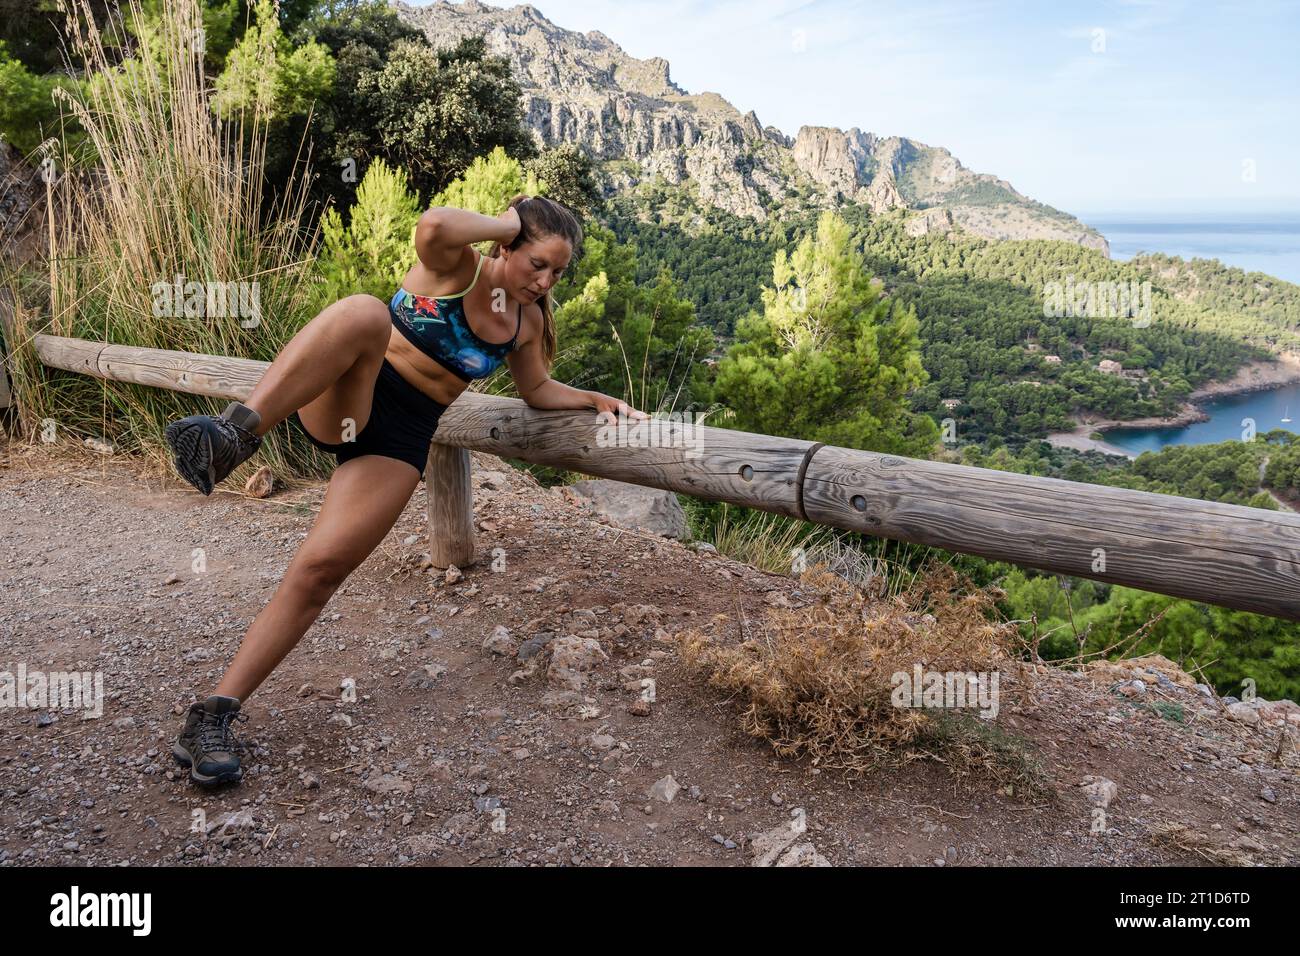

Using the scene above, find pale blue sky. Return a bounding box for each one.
[417,0,1300,216]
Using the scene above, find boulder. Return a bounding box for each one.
[566,479,688,540]
[751,808,809,867]
[774,843,833,867]
[648,775,680,803]
[482,625,517,656]
[547,635,608,690]
[1080,776,1118,809]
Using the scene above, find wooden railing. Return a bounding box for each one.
[25,332,1300,622]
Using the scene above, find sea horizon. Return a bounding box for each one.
[1070,209,1300,285]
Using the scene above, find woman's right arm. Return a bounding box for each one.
[415,206,520,272]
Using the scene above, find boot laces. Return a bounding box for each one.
[219,417,261,453]
[198,709,248,754]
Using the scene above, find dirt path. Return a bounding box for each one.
[1,441,1297,866]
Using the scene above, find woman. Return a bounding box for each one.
[162,195,647,787]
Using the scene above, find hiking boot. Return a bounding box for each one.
[172,695,248,787]
[164,400,262,496]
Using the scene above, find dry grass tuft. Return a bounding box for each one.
[675,562,1049,793]
[1148,822,1258,866]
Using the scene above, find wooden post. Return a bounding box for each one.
[0,339,11,411]
[426,442,475,570]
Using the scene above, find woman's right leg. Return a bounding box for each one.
[164,294,395,496]
[213,453,423,703]
[242,293,394,438]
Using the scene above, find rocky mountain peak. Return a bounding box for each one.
[394,1,1107,251]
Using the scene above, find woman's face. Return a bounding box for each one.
[501,234,573,304]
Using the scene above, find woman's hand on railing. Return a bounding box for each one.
[589,390,649,425]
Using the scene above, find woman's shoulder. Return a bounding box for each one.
[404,245,479,297]
[514,297,544,344]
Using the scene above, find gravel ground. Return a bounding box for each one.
[1,438,1298,866]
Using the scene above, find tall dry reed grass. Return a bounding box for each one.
[1,0,330,480]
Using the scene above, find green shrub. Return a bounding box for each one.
[0,41,86,155]
[313,157,422,306]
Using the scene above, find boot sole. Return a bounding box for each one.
[172,742,242,787]
[164,419,216,496]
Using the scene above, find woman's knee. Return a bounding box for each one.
[285,555,357,607]
[333,294,391,349]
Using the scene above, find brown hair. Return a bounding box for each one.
[488,194,583,370]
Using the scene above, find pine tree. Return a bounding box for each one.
[212,0,334,121]
[313,157,421,305]
[714,210,938,456]
[429,145,542,251]
[552,225,714,410]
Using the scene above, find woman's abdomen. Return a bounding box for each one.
[384,328,466,406]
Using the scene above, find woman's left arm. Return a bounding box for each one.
[506,332,647,423]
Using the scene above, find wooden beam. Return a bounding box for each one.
[802,445,1300,621]
[427,389,815,520]
[0,341,11,411]
[31,333,1300,621]
[33,333,268,398]
[0,290,14,411]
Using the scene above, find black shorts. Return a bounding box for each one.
[291,358,450,479]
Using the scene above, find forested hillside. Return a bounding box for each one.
[608,192,1300,442]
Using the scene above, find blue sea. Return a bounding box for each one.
[1053,212,1300,453]
[1081,212,1300,285]
[1102,383,1300,454]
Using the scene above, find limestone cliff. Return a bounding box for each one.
[394,1,1108,252]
